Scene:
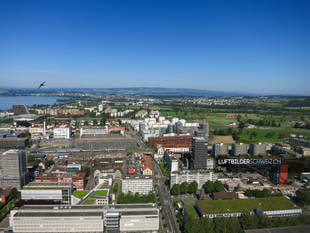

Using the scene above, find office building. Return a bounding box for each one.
[9,204,159,233]
[175,121,183,134]
[121,177,153,194]
[231,143,249,156]
[171,158,179,172]
[212,143,229,157]
[170,170,216,189]
[192,137,208,169]
[0,150,27,189]
[21,182,72,204]
[53,126,72,139]
[206,157,216,170]
[250,143,267,156]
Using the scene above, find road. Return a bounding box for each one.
[151,157,180,233]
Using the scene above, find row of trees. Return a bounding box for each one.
[183,214,310,233]
[202,181,225,194]
[117,191,155,204]
[244,118,281,127]
[159,160,170,177]
[171,182,198,195]
[245,189,282,198]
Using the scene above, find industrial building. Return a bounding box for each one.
[80,126,108,138]
[8,204,159,233]
[170,170,216,189]
[53,126,72,139]
[21,182,73,204]
[74,137,138,149]
[148,135,193,148]
[0,150,27,189]
[121,177,153,195]
[192,137,208,169]
[212,143,229,157]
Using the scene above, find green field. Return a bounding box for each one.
[196,197,297,214]
[238,128,310,143]
[72,190,89,199]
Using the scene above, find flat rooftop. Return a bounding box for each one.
[14,212,102,217]
[197,197,298,214]
[21,203,157,211]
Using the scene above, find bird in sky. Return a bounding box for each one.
[38,81,46,89]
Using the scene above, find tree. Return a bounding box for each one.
[214,181,225,192]
[171,184,181,195]
[9,188,18,199]
[295,188,310,206]
[180,182,189,194]
[112,183,118,193]
[27,155,35,163]
[203,181,215,194]
[188,181,198,194]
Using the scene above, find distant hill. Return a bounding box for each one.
[0,87,256,97]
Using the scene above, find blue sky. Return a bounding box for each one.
[0,0,309,95]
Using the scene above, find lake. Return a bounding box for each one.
[0,96,69,110]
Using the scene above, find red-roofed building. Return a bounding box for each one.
[34,172,86,190]
[141,155,152,176]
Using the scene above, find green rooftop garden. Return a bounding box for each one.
[93,190,108,196]
[197,197,297,214]
[72,190,89,199]
[82,197,95,205]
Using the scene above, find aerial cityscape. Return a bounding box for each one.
[0,1,310,233]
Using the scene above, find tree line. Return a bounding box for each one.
[117,191,156,204]
[202,181,225,194]
[171,181,198,195]
[183,214,310,233]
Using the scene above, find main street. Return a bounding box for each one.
[151,156,180,233]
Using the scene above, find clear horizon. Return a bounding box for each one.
[1,0,310,95]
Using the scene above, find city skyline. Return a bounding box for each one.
[1,0,310,95]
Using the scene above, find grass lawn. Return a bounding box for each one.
[93,190,108,196]
[196,197,297,214]
[72,190,89,199]
[185,204,198,219]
